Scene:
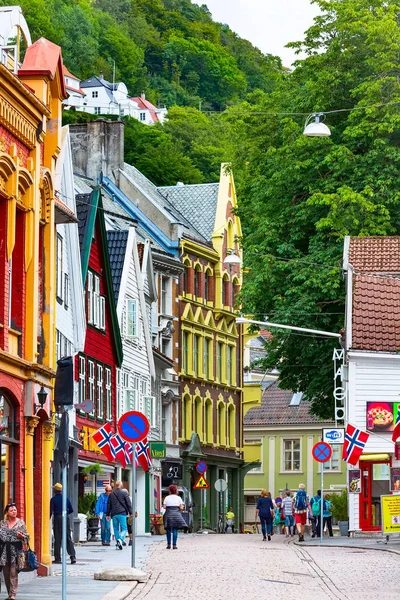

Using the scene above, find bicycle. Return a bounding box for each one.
[217,513,224,533]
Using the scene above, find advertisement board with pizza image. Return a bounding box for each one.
[366,402,399,432]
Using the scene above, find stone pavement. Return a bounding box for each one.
[125,532,400,600]
[299,532,400,554]
[14,537,157,600]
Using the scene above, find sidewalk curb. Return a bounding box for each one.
[100,581,138,600]
[294,540,400,555]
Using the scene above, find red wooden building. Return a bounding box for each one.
[75,188,123,493]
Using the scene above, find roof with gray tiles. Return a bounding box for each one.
[244,380,334,426]
[158,183,219,241]
[122,163,208,243]
[107,230,129,305]
[76,193,91,251]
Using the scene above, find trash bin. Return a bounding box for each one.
[77,513,87,542]
[73,517,81,544]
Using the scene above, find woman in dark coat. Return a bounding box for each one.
[163,484,187,549]
[0,503,29,600]
[255,489,275,542]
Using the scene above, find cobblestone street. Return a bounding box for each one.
[129,534,400,600]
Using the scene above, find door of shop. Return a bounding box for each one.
[359,461,390,530]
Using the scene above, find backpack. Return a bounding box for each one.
[311,496,321,516]
[295,489,307,511]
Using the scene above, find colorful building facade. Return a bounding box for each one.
[0,8,68,572]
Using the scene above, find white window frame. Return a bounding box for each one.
[100,296,106,330]
[318,444,341,472]
[88,359,95,416]
[87,271,93,324]
[78,355,86,403]
[105,367,112,421]
[126,298,137,337]
[144,395,155,428]
[281,437,302,473]
[94,107,101,114]
[56,234,63,301]
[116,368,122,418]
[139,112,146,121]
[64,273,69,310]
[93,274,100,327]
[97,364,104,419]
[92,91,98,98]
[56,330,61,361]
[124,371,137,412]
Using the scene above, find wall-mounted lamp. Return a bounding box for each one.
[34,385,48,413]
[79,427,85,442]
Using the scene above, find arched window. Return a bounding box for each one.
[194,397,203,440]
[232,277,240,308]
[227,404,236,447]
[204,398,213,444]
[194,265,202,299]
[227,220,234,250]
[222,274,230,308]
[182,394,192,439]
[0,393,17,514]
[218,402,226,447]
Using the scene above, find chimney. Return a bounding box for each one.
[69,120,125,186]
[141,91,145,101]
[99,72,104,80]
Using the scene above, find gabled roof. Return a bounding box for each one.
[107,230,129,305]
[76,188,123,366]
[80,76,121,91]
[244,380,334,426]
[20,37,67,99]
[131,96,159,122]
[122,163,207,243]
[352,273,400,352]
[348,236,400,273]
[158,183,219,241]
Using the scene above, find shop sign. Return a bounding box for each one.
[162,461,182,480]
[82,426,102,453]
[381,494,400,534]
[390,467,400,492]
[349,469,361,493]
[366,402,399,433]
[323,428,345,444]
[150,441,166,459]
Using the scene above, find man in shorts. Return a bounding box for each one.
[293,483,310,542]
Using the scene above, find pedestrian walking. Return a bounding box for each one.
[95,485,112,546]
[310,490,324,538]
[0,503,29,600]
[282,490,295,537]
[273,500,284,535]
[323,495,333,537]
[225,507,235,533]
[255,489,274,541]
[106,481,132,550]
[163,484,187,550]
[293,483,310,542]
[50,483,76,564]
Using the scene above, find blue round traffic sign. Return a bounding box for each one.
[118,411,149,443]
[312,441,332,463]
[196,460,208,474]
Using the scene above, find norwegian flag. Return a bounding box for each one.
[124,442,135,466]
[342,423,369,466]
[392,408,400,443]
[136,438,152,472]
[110,434,127,468]
[92,422,115,462]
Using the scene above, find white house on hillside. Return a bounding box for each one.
[63,71,167,124]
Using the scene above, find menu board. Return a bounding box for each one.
[366,402,399,433]
[349,469,361,494]
[381,495,400,534]
[390,468,400,492]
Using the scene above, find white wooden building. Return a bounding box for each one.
[343,236,400,532]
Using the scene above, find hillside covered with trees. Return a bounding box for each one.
[5,0,283,110]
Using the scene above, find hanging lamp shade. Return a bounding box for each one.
[303,112,331,137]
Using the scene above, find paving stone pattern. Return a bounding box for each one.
[128,534,400,600]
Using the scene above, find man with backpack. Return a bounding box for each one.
[293,483,310,542]
[310,490,325,538]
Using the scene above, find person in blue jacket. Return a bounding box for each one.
[255,489,275,541]
[50,482,76,564]
[95,485,112,546]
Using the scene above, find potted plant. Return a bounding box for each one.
[81,463,102,477]
[330,489,349,536]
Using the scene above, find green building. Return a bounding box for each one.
[243,381,346,523]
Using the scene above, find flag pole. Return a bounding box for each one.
[131,442,136,568]
[320,461,324,544]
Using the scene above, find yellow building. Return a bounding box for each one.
[0,8,68,572]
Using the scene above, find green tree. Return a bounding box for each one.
[234,0,400,418]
